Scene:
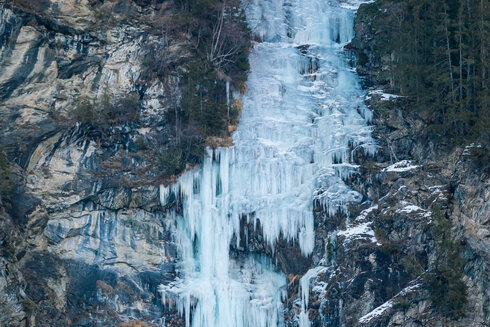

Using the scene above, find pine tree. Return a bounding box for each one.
[365,0,489,143]
[0,146,12,209]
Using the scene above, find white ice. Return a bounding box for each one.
[298,266,327,327]
[159,0,374,326]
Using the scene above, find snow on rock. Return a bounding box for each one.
[382,160,420,172]
[355,205,378,222]
[337,205,379,245]
[337,222,379,245]
[358,299,393,324]
[400,205,423,213]
[463,142,483,155]
[338,0,375,10]
[398,201,431,218]
[366,89,402,101]
[359,284,421,324]
[429,185,447,201]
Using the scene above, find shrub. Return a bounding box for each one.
[469,146,490,172]
[72,96,96,124]
[425,206,467,318]
[0,146,12,209]
[71,91,140,130]
[20,298,36,314]
[134,136,148,151]
[158,147,186,175]
[394,298,411,311]
[401,254,423,277]
[12,0,50,12]
[374,227,398,255]
[326,237,334,264]
[427,265,467,318]
[111,92,140,122]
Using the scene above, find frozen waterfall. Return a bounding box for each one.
[159,0,375,326]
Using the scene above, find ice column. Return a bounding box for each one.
[159,0,375,326]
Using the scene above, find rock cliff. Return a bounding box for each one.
[283,2,489,326]
[0,0,188,325]
[0,1,488,327]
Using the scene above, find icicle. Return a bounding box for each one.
[298,266,327,327]
[226,80,230,107]
[159,184,170,206]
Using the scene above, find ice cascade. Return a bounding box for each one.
[159,0,375,326]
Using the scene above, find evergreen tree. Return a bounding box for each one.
[0,146,12,209]
[364,0,489,143]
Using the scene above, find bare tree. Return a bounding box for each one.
[207,1,245,71]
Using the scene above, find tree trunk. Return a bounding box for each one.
[458,13,464,110]
[444,4,455,102]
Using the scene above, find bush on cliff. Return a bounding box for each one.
[158,147,186,176]
[426,206,467,319]
[72,91,140,131]
[140,0,250,177]
[0,146,12,209]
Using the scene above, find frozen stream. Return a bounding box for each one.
[159,0,375,326]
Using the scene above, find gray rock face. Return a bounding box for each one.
[0,1,181,325]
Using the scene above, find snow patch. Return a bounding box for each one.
[337,205,379,245]
[382,160,420,172]
[463,142,483,155]
[359,284,421,324]
[400,205,423,214]
[398,201,431,218]
[366,89,402,101]
[358,300,393,324]
[338,0,375,10]
[338,222,379,245]
[355,205,378,222]
[429,185,447,201]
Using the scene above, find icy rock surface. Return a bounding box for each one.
[159,0,374,326]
